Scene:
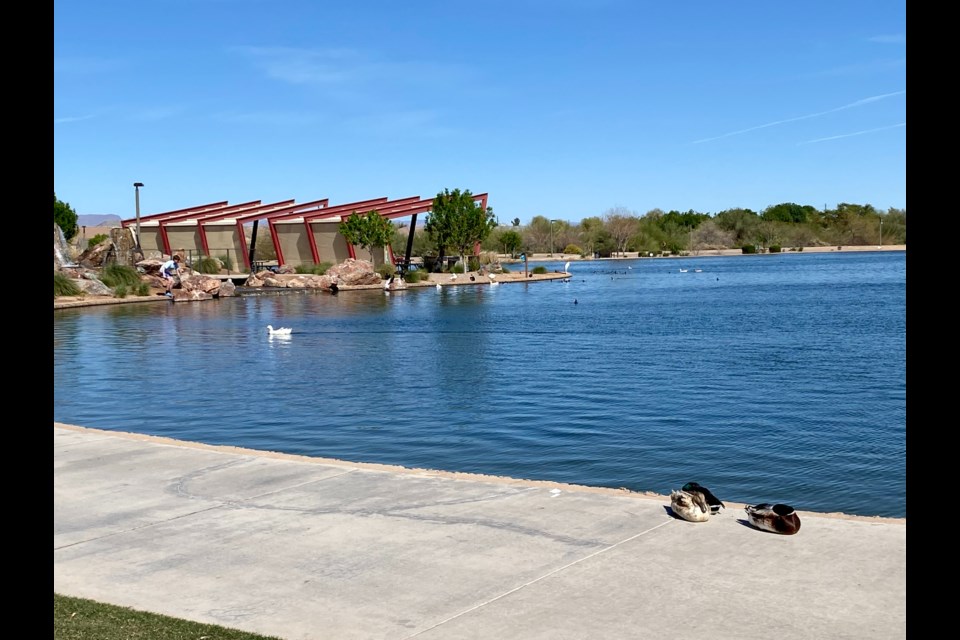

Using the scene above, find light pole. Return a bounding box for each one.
[133,182,144,249]
[879,218,883,248]
[550,219,558,256]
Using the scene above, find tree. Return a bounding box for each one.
[579,216,604,256]
[525,216,553,252]
[603,207,638,257]
[425,188,496,271]
[511,218,521,227]
[715,208,760,247]
[761,202,814,224]
[54,193,78,240]
[338,210,395,268]
[499,230,523,257]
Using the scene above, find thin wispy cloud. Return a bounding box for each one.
[231,46,461,89]
[54,56,128,74]
[129,106,187,122]
[869,34,905,44]
[809,58,906,77]
[55,115,96,124]
[345,109,457,138]
[692,90,905,144]
[216,111,324,126]
[797,122,905,145]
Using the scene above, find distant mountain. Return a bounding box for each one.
[77,214,122,227]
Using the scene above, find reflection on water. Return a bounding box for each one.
[54,251,907,517]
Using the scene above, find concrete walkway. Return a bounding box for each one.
[54,423,906,640]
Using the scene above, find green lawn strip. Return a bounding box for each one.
[54,593,284,640]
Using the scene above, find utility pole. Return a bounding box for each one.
[133,182,144,249]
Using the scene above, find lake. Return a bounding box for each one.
[53,250,906,518]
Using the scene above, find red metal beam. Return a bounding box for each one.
[267,197,395,266]
[120,201,230,226]
[146,200,265,226]
[229,198,330,224]
[269,197,394,223]
[300,196,422,222]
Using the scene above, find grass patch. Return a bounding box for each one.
[100,264,141,288]
[294,262,332,275]
[54,593,283,640]
[195,256,221,274]
[54,272,82,297]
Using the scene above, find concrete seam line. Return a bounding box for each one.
[402,518,674,638]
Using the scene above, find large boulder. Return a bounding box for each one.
[170,289,214,302]
[78,237,113,268]
[218,280,237,297]
[75,278,114,296]
[181,274,222,296]
[327,259,379,286]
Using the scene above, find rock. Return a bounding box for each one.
[327,258,379,286]
[75,278,114,296]
[170,289,214,302]
[181,274,222,295]
[218,280,237,297]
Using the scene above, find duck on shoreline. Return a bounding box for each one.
[745,503,801,535]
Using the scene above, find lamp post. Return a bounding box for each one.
[133,182,144,249]
[550,219,558,256]
[879,218,883,248]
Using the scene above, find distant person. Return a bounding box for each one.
[159,254,182,296]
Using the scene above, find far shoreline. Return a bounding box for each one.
[514,244,906,263]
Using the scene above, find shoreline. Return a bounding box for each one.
[54,422,905,523]
[517,244,906,263]
[54,245,905,310]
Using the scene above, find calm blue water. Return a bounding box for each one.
[54,251,906,518]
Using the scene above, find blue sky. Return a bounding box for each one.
[54,0,906,224]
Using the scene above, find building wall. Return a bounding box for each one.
[165,226,203,264]
[274,222,314,266]
[311,221,354,266]
[137,226,165,257]
[203,224,247,272]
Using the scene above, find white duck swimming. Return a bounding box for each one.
[266,325,293,336]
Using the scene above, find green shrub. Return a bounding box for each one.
[532,265,548,274]
[114,284,128,298]
[136,282,150,296]
[54,272,82,297]
[295,262,332,275]
[376,263,397,279]
[216,254,233,271]
[88,233,109,247]
[196,256,221,274]
[769,245,782,253]
[450,263,465,274]
[741,245,757,254]
[563,244,582,255]
[404,270,423,283]
[797,246,804,252]
[100,264,141,288]
[500,266,512,273]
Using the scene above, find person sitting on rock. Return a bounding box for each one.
[159,254,182,296]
